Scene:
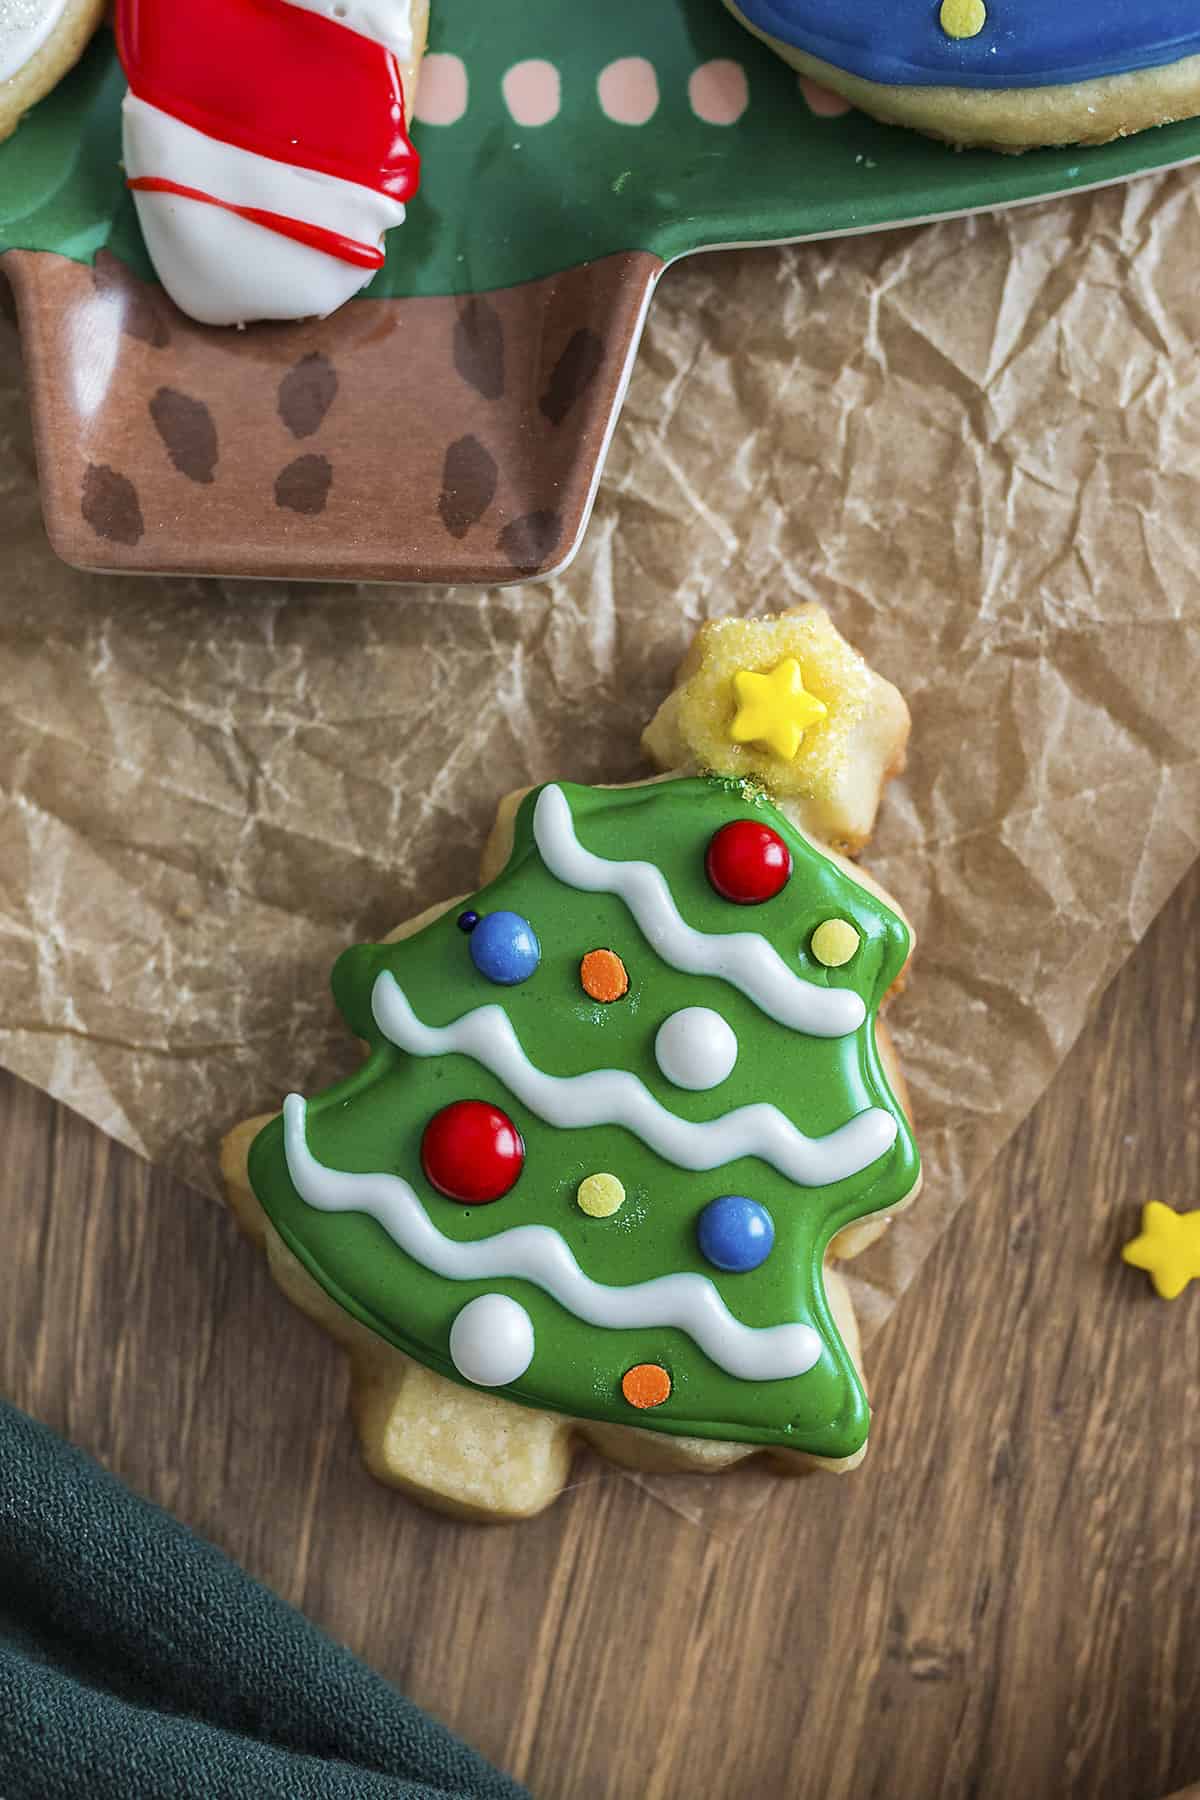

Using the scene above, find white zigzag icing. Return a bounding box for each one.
[282,1094,824,1381]
[371,975,897,1186]
[532,784,867,1038]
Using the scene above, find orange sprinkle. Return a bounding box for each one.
[621,1363,672,1410]
[580,948,629,1004]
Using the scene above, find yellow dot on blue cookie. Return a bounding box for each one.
[939,0,986,39]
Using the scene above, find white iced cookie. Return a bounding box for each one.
[0,0,104,144]
[116,0,430,326]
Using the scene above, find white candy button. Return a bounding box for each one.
[449,1294,535,1387]
[654,1007,738,1091]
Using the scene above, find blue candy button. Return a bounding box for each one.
[697,1195,775,1273]
[468,911,541,986]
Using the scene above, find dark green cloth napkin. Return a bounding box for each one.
[0,1403,529,1800]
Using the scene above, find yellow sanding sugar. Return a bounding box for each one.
[670,612,871,802]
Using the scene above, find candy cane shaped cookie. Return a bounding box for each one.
[116,0,428,324]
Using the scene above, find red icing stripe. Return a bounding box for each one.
[127,177,387,269]
[117,0,420,201]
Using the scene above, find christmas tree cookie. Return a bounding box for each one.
[222,607,920,1520]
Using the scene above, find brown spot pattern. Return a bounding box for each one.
[275,453,333,516]
[277,353,339,439]
[438,435,498,540]
[149,388,218,484]
[92,250,171,349]
[453,298,505,400]
[498,509,563,573]
[81,464,145,546]
[540,329,604,426]
[14,245,659,579]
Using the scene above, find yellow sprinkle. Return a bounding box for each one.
[578,1173,626,1219]
[1122,1202,1200,1300]
[811,919,860,967]
[730,658,827,762]
[939,0,986,40]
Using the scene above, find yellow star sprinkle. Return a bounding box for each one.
[730,659,827,761]
[1121,1202,1200,1300]
[940,0,986,40]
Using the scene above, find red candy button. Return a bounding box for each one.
[421,1101,525,1204]
[705,819,792,904]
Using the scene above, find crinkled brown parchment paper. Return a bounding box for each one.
[2,170,1199,1534]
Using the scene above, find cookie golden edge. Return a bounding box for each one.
[397,0,430,122]
[220,609,919,1521]
[0,0,106,144]
[723,0,1200,152]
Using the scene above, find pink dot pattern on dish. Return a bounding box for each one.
[688,59,749,126]
[597,56,660,126]
[413,53,469,126]
[502,59,562,128]
[798,74,852,117]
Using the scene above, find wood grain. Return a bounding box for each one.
[2,862,1198,1800]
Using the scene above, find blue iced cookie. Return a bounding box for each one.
[725,0,1200,150]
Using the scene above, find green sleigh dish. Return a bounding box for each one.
[4,3,1200,582]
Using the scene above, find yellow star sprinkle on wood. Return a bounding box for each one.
[940,0,986,40]
[1121,1202,1200,1300]
[730,658,827,761]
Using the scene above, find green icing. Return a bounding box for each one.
[4,9,1200,299]
[247,777,919,1460]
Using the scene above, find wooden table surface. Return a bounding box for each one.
[3,860,1198,1800]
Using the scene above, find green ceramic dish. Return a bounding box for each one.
[3,0,1198,581]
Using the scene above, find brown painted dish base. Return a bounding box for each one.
[6,248,663,584]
